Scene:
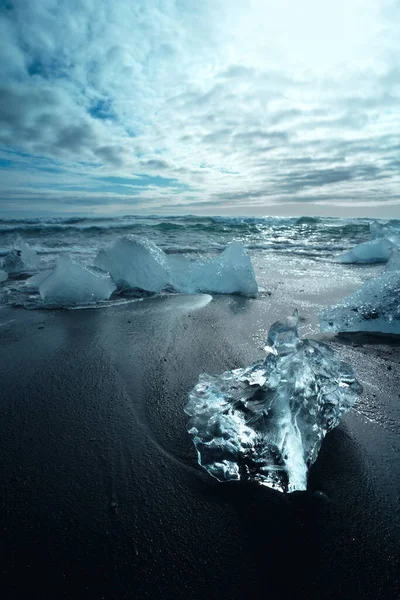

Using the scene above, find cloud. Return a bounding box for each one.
[0,0,399,215]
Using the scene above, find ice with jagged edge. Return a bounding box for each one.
[336,221,400,264]
[95,236,258,296]
[169,242,258,296]
[185,314,362,493]
[95,236,170,293]
[2,240,40,274]
[39,256,116,307]
[320,257,400,334]
[0,269,8,282]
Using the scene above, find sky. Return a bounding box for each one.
[0,0,399,218]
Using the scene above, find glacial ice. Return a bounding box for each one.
[320,269,400,334]
[370,220,400,243]
[94,235,258,296]
[25,270,53,289]
[95,236,170,293]
[2,240,40,274]
[337,221,400,264]
[185,314,362,493]
[336,238,394,264]
[170,242,258,296]
[386,249,400,272]
[39,256,116,307]
[0,269,8,282]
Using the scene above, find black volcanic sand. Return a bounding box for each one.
[0,295,399,599]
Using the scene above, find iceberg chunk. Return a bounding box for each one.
[95,236,258,297]
[95,236,170,293]
[336,221,400,264]
[370,220,400,243]
[2,240,40,274]
[170,242,258,296]
[39,256,116,307]
[0,269,8,282]
[336,238,394,264]
[320,270,400,334]
[25,270,53,289]
[185,314,361,493]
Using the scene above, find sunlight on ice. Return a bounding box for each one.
[185,313,362,493]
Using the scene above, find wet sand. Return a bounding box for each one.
[0,295,399,599]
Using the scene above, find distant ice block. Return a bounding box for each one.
[320,270,400,334]
[185,314,361,493]
[39,256,116,307]
[337,221,400,264]
[370,220,400,243]
[3,240,40,274]
[0,269,8,282]
[170,242,258,296]
[95,236,170,293]
[336,238,394,264]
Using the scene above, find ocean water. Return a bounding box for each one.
[0,215,396,321]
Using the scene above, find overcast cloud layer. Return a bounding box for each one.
[0,0,399,217]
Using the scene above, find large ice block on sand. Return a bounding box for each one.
[185,314,361,493]
[170,242,258,296]
[336,238,394,264]
[320,269,400,334]
[2,240,40,274]
[39,256,116,307]
[0,269,8,282]
[95,236,170,293]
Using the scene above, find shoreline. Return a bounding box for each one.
[0,297,399,598]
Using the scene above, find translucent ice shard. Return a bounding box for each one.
[2,240,40,274]
[95,236,170,293]
[170,242,258,296]
[0,269,8,282]
[320,269,400,334]
[39,256,116,307]
[185,314,361,493]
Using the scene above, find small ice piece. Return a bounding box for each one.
[336,238,394,264]
[0,269,8,282]
[3,240,40,274]
[185,314,361,493]
[95,235,170,293]
[170,242,258,296]
[320,270,400,334]
[39,256,116,307]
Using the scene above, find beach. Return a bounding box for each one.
[0,293,399,599]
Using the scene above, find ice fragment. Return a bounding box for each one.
[185,314,361,493]
[39,256,116,307]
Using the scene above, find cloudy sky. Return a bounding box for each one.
[0,0,399,217]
